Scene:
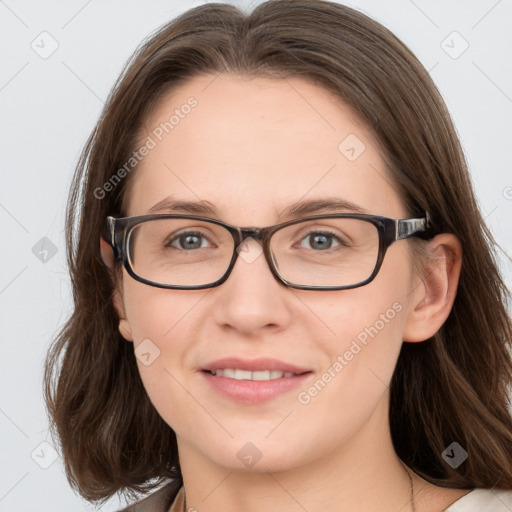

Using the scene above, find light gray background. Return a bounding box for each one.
[1,0,511,511]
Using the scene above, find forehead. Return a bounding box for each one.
[124,73,405,222]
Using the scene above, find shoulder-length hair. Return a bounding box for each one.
[44,0,512,504]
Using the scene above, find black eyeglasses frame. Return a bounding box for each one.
[102,212,431,291]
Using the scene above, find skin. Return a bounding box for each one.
[105,74,468,511]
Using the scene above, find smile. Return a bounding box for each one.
[201,369,313,404]
[206,369,300,380]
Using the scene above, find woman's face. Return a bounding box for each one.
[116,73,422,472]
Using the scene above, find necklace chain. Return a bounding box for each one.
[403,462,416,512]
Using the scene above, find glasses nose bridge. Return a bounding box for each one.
[237,226,269,243]
[232,226,275,271]
[225,224,286,288]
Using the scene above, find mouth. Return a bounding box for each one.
[202,368,308,380]
[200,358,313,404]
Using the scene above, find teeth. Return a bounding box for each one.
[234,369,252,380]
[253,370,272,380]
[210,369,297,380]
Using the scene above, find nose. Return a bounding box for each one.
[211,237,292,335]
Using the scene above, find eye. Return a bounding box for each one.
[166,230,213,250]
[298,230,346,250]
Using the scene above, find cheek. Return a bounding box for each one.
[316,269,408,348]
[120,277,208,422]
[305,260,410,402]
[312,291,406,383]
[290,295,406,451]
[122,272,205,342]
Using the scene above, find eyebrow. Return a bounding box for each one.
[146,196,369,219]
[279,198,368,218]
[148,196,218,216]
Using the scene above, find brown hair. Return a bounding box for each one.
[44,0,512,505]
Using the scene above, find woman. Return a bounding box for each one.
[44,1,512,511]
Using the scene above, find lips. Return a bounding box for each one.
[200,357,313,404]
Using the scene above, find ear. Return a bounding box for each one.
[101,237,134,342]
[100,236,115,270]
[113,288,134,342]
[402,233,462,342]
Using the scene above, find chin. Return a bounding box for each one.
[198,436,307,474]
[217,452,302,474]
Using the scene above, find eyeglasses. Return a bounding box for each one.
[103,212,431,291]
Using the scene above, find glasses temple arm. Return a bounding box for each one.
[396,212,431,240]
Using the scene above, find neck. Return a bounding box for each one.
[177,396,415,512]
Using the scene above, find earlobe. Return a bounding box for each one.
[402,234,462,343]
[119,319,133,342]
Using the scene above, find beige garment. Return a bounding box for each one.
[444,488,512,511]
